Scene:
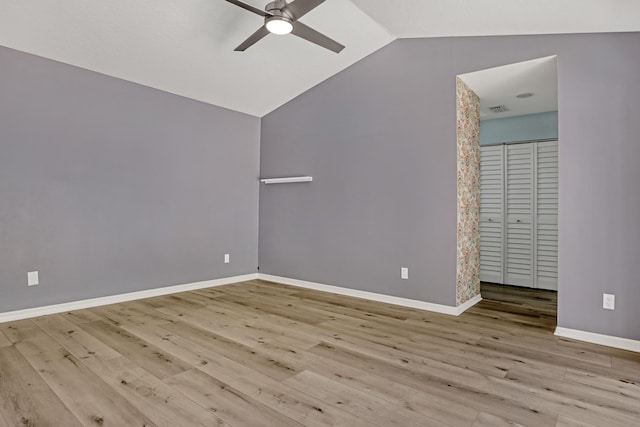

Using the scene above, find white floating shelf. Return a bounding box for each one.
[260,176,313,184]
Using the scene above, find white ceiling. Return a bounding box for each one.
[0,0,394,117]
[458,56,558,120]
[1,1,639,117]
[351,0,640,38]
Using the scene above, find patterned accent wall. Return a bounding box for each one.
[456,77,481,306]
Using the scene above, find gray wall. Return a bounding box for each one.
[259,33,640,340]
[0,46,260,312]
[260,40,459,305]
[481,111,558,145]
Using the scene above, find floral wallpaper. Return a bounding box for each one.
[456,77,481,306]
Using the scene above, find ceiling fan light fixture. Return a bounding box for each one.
[226,0,345,52]
[266,16,293,35]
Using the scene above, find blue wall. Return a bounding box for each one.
[480,111,558,145]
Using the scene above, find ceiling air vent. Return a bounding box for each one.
[488,105,510,113]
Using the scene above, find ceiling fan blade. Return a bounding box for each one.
[284,0,325,19]
[291,22,344,53]
[225,0,270,17]
[234,25,270,51]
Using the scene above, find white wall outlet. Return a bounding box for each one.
[27,271,39,287]
[400,267,409,280]
[224,253,230,264]
[603,293,615,310]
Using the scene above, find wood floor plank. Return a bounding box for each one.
[480,333,612,367]
[284,370,447,426]
[476,337,640,384]
[158,296,261,323]
[557,336,640,360]
[122,321,372,426]
[472,412,526,427]
[306,299,406,323]
[78,320,191,380]
[611,352,640,371]
[15,334,156,426]
[0,346,82,427]
[480,284,556,311]
[33,315,227,425]
[81,356,229,427]
[59,308,103,325]
[308,341,557,426]
[406,316,537,346]
[556,415,598,427]
[255,339,480,427]
[501,367,640,426]
[467,301,556,330]
[315,317,516,378]
[563,368,640,399]
[164,369,304,427]
[0,331,10,348]
[190,287,230,300]
[1,281,638,427]
[193,361,373,427]
[221,280,302,296]
[288,288,422,320]
[355,317,567,379]
[161,290,225,307]
[0,319,44,344]
[273,315,511,386]
[148,294,208,313]
[32,314,121,362]
[216,292,339,325]
[156,301,320,350]
[89,302,177,327]
[158,320,301,381]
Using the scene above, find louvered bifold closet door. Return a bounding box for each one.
[535,141,559,290]
[480,145,504,283]
[505,143,534,288]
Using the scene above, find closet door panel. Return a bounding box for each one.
[505,144,534,288]
[479,145,504,284]
[535,141,559,290]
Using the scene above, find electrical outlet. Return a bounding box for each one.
[27,271,39,287]
[224,254,230,264]
[400,267,409,280]
[603,293,615,310]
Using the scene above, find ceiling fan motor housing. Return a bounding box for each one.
[265,1,294,21]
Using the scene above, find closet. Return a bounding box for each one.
[479,140,558,290]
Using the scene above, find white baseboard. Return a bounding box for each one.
[0,273,258,324]
[0,272,484,324]
[555,327,640,353]
[257,273,481,316]
[457,294,483,314]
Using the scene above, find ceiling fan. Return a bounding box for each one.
[225,0,345,53]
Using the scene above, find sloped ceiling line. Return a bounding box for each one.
[0,0,639,116]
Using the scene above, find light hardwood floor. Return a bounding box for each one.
[1,280,639,427]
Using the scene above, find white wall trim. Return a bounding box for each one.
[555,327,640,353]
[258,274,481,316]
[0,273,258,324]
[0,272,487,324]
[457,294,483,314]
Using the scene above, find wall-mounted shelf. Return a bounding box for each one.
[260,176,313,184]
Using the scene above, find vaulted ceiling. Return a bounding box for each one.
[1,0,639,117]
